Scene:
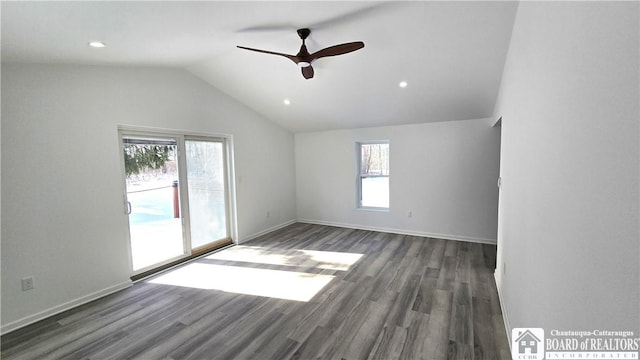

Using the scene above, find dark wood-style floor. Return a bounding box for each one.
[1,223,511,359]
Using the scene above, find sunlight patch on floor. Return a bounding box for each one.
[148,263,335,302]
[205,246,363,271]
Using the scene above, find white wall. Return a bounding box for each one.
[493,2,639,335]
[1,63,296,332]
[295,118,501,243]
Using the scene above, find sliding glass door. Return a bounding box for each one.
[120,130,232,275]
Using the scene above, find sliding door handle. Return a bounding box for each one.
[125,201,132,215]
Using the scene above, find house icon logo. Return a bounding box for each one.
[512,328,544,360]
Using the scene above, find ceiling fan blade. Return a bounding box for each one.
[235,4,394,33]
[236,46,298,64]
[236,23,296,33]
[302,65,314,79]
[310,42,365,61]
[310,3,393,30]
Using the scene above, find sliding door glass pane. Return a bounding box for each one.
[123,137,186,271]
[185,140,227,249]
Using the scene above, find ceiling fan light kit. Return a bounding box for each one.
[237,28,364,79]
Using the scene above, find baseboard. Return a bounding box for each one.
[1,280,132,335]
[239,219,297,244]
[297,219,497,245]
[494,271,512,351]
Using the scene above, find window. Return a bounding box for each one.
[357,141,389,208]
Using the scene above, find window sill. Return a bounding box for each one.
[357,206,390,212]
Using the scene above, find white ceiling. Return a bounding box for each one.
[1,1,518,132]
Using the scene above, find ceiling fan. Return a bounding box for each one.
[237,28,364,79]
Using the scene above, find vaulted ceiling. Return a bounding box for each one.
[1,1,518,132]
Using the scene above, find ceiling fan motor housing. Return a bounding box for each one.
[297,28,311,40]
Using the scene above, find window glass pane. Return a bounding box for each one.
[361,177,389,208]
[359,142,389,208]
[186,140,227,248]
[360,143,389,176]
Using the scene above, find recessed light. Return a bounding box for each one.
[399,81,408,88]
[283,98,291,106]
[88,41,106,48]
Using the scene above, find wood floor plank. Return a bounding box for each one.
[455,247,472,284]
[472,297,497,360]
[397,310,430,360]
[228,304,304,359]
[1,223,510,360]
[340,300,390,360]
[286,279,361,343]
[427,238,447,269]
[420,289,454,359]
[449,282,473,345]
[386,273,421,328]
[290,325,333,359]
[436,255,457,291]
[263,337,300,360]
[97,322,185,360]
[368,324,407,360]
[411,277,438,314]
[187,309,283,360]
[311,294,374,359]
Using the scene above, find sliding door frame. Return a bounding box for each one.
[118,125,238,277]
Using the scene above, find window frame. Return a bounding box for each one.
[356,140,390,210]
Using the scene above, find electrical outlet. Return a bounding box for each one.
[266,211,270,218]
[407,211,413,218]
[21,277,35,291]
